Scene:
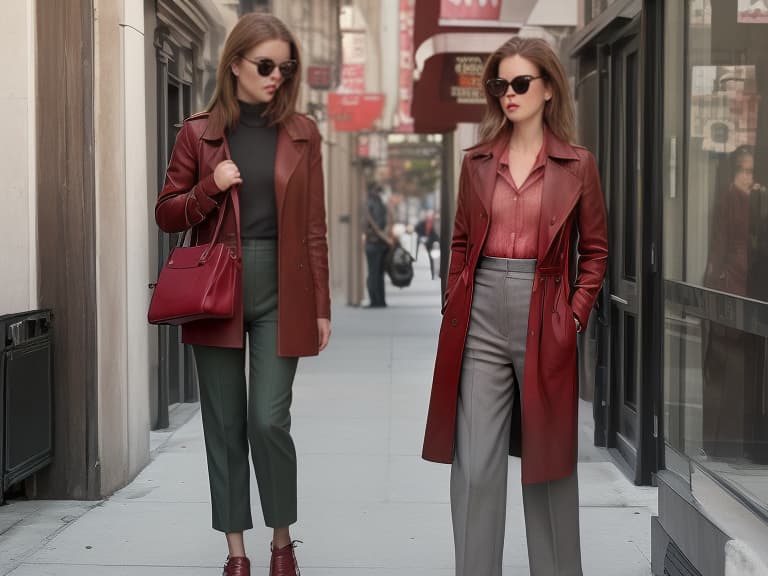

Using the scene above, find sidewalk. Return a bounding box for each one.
[0,250,657,575]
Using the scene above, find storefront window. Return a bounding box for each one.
[663,0,768,515]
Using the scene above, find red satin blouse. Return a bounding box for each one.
[482,141,547,259]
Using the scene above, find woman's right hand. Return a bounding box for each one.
[213,160,243,191]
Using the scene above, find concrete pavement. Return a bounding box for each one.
[0,249,657,575]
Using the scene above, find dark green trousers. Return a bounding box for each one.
[193,239,299,532]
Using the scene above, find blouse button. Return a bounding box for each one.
[550,217,556,226]
[450,318,458,327]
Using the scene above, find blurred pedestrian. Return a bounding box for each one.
[155,12,330,576]
[415,210,440,279]
[422,36,608,576]
[364,183,393,307]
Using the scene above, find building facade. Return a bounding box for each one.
[0,0,346,501]
[568,1,768,573]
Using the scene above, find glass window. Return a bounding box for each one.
[663,0,768,516]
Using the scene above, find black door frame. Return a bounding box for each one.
[153,39,199,430]
[608,29,641,479]
[592,9,664,485]
[640,0,665,485]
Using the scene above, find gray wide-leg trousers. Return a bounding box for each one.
[451,257,583,576]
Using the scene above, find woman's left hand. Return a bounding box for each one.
[317,318,332,352]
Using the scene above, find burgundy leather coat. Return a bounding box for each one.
[422,132,608,484]
[155,112,330,356]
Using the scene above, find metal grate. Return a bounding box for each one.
[1,310,53,501]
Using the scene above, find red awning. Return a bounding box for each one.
[411,0,523,133]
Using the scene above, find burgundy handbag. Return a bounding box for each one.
[148,195,237,325]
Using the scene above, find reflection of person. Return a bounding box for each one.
[423,37,608,576]
[704,146,757,296]
[364,183,393,307]
[415,211,440,279]
[155,13,330,576]
[703,145,765,460]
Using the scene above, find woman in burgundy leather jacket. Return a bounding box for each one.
[155,13,330,576]
[423,37,608,576]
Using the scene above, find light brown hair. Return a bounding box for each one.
[477,36,575,145]
[205,12,301,135]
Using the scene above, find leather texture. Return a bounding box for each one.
[148,196,237,325]
[155,112,330,354]
[270,542,300,576]
[423,128,608,484]
[222,556,250,576]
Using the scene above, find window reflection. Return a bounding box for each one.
[704,146,767,299]
[663,0,768,514]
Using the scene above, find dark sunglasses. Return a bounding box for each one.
[486,75,545,98]
[241,57,298,79]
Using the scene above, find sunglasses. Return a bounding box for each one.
[486,75,545,98]
[241,57,298,79]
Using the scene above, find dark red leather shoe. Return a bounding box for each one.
[222,556,250,576]
[270,541,301,576]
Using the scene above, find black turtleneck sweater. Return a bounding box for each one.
[228,100,278,239]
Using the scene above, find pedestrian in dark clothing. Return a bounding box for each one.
[365,184,392,307]
[415,211,440,279]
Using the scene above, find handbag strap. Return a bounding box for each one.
[176,193,231,261]
[200,193,230,261]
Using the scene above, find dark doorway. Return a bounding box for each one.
[608,33,642,477]
[153,56,198,430]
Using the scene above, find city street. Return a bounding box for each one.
[0,251,657,575]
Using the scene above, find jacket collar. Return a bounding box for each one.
[191,111,312,229]
[198,111,311,143]
[465,126,580,162]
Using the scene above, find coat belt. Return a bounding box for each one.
[534,265,563,294]
[537,265,563,277]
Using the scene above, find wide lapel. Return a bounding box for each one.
[468,139,505,215]
[537,132,582,260]
[274,118,306,220]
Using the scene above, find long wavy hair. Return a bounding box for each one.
[477,36,575,145]
[205,13,301,134]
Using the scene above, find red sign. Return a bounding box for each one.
[340,64,365,93]
[328,93,385,132]
[411,0,518,132]
[306,66,332,90]
[341,32,366,93]
[441,54,487,104]
[398,0,415,132]
[440,0,501,20]
[357,134,370,157]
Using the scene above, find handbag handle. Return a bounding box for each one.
[175,193,231,262]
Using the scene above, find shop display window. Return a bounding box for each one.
[663,0,768,516]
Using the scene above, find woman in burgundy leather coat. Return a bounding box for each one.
[423,37,608,576]
[155,13,329,576]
